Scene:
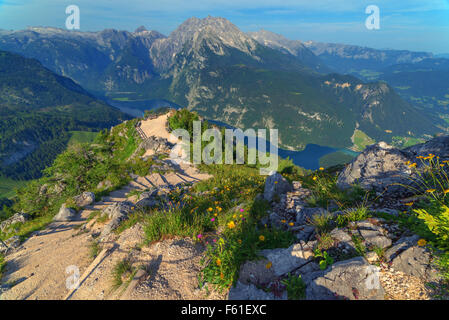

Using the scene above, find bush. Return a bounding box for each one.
[414,203,449,250]
[281,273,306,300]
[0,253,6,280]
[278,158,295,174]
[168,109,201,137]
[400,155,449,285]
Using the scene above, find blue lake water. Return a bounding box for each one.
[106,98,181,117]
[108,99,356,170]
[278,144,337,170]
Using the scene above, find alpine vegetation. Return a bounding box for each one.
[170,120,278,174]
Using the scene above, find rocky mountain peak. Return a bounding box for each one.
[249,29,291,43]
[248,29,307,55]
[248,29,329,72]
[169,16,256,51]
[134,26,148,33]
[150,16,259,72]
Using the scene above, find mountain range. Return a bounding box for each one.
[0,16,446,153]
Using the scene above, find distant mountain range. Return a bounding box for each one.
[436,53,449,59]
[0,16,445,152]
[302,40,433,75]
[298,40,449,113]
[0,50,128,179]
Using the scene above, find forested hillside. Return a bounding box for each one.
[0,50,129,180]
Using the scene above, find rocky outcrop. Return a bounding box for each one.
[337,142,413,195]
[0,212,30,232]
[337,136,449,197]
[405,135,449,160]
[383,235,439,283]
[384,235,420,261]
[53,204,77,222]
[269,179,333,228]
[296,207,328,225]
[228,281,286,300]
[135,189,158,209]
[306,257,385,300]
[73,192,95,208]
[263,172,292,202]
[390,246,439,282]
[351,220,392,249]
[256,180,441,301]
[51,182,66,195]
[0,235,22,255]
[238,259,275,286]
[142,136,173,154]
[259,243,314,277]
[99,201,134,240]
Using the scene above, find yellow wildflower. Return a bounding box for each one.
[312,176,317,181]
[319,167,324,171]
[417,239,427,247]
[405,202,414,206]
[265,262,272,269]
[444,189,449,194]
[259,235,265,241]
[426,189,436,193]
[207,207,213,212]
[289,222,294,227]
[216,259,222,266]
[227,221,235,229]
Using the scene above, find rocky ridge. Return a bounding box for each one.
[230,137,448,300]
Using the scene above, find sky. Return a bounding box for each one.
[0,0,449,54]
